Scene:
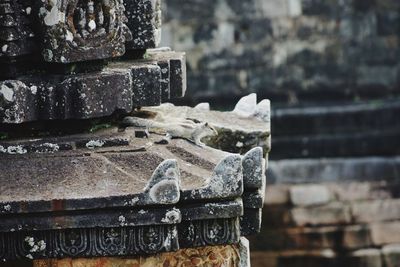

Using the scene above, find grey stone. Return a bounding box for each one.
[124,0,161,50]
[291,202,351,226]
[382,244,400,267]
[351,199,400,223]
[290,185,332,207]
[268,157,400,184]
[346,249,383,267]
[371,222,400,245]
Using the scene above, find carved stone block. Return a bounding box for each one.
[36,0,132,63]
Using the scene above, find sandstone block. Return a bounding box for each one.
[352,199,400,223]
[330,182,392,202]
[371,222,400,245]
[265,185,290,205]
[291,203,351,226]
[290,184,332,207]
[342,225,372,249]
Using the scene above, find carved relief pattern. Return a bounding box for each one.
[38,0,132,62]
[0,225,178,261]
[178,218,240,248]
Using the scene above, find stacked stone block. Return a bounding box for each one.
[249,158,400,267]
[162,0,400,105]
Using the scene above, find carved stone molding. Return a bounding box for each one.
[179,218,240,249]
[0,225,179,260]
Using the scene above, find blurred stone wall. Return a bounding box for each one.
[161,0,400,106]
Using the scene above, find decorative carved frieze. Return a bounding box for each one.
[0,225,179,260]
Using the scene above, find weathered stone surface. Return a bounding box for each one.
[0,50,188,124]
[36,0,131,63]
[351,199,400,223]
[290,185,332,207]
[291,203,351,226]
[147,49,187,98]
[240,208,262,236]
[124,0,162,50]
[140,99,271,155]
[162,0,400,105]
[33,244,241,267]
[370,222,400,245]
[129,62,162,107]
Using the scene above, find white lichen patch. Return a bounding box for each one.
[0,84,14,102]
[24,237,46,255]
[161,208,180,224]
[37,143,60,153]
[0,145,27,155]
[86,140,105,149]
[149,179,180,204]
[3,204,11,212]
[124,197,139,206]
[30,85,38,95]
[118,215,127,226]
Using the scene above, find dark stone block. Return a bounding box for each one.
[271,128,400,159]
[130,63,162,107]
[240,208,262,236]
[124,0,161,50]
[57,69,133,120]
[147,50,187,98]
[272,100,400,136]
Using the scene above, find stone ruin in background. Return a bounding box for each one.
[0,0,271,266]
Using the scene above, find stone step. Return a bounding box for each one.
[272,100,400,136]
[271,128,400,159]
[268,157,400,184]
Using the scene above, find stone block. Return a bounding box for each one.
[371,222,400,245]
[58,69,133,119]
[343,225,372,249]
[345,249,383,267]
[147,50,187,98]
[265,185,290,205]
[290,184,332,207]
[352,199,400,223]
[124,0,161,50]
[129,63,162,107]
[291,203,351,226]
[382,244,400,267]
[330,182,393,202]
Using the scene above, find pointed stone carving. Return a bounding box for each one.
[182,155,243,201]
[143,159,181,205]
[242,147,266,190]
